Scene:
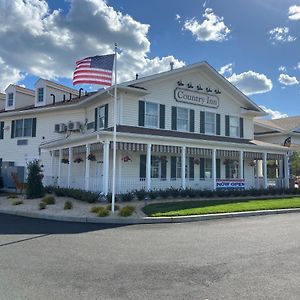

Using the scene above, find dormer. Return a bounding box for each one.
[0,93,5,110]
[4,85,35,111]
[34,79,79,107]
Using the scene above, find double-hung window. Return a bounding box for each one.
[37,88,44,102]
[145,102,159,128]
[229,116,240,137]
[98,106,106,129]
[7,93,13,107]
[205,112,216,135]
[151,156,160,178]
[14,118,34,138]
[205,158,212,178]
[177,107,189,131]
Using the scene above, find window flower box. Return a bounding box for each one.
[73,156,83,163]
[87,153,96,161]
[61,158,69,164]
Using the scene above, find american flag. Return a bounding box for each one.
[73,54,115,86]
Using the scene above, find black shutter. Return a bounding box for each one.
[161,159,167,180]
[0,121,4,139]
[216,114,221,135]
[11,120,15,138]
[225,115,230,136]
[32,118,37,137]
[216,159,221,179]
[159,104,165,129]
[171,156,177,179]
[171,107,177,130]
[140,155,146,178]
[189,157,194,179]
[240,117,244,138]
[200,158,205,179]
[104,104,108,128]
[94,107,98,131]
[189,109,195,132]
[200,111,205,134]
[225,164,230,179]
[138,101,145,126]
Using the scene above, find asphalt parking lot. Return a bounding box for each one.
[0,213,300,299]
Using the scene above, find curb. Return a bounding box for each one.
[1,207,300,224]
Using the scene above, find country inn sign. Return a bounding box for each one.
[174,87,220,108]
[0,61,290,193]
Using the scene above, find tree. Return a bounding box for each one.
[289,152,300,178]
[26,159,45,199]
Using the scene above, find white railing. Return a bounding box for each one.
[267,178,285,188]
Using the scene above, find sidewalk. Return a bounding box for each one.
[1,194,300,224]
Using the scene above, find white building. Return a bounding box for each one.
[0,61,289,192]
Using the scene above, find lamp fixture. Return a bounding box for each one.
[206,87,212,93]
[177,80,184,86]
[187,82,193,88]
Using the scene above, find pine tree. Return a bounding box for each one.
[26,159,45,199]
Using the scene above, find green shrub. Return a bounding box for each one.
[26,160,45,199]
[148,190,159,200]
[159,189,170,198]
[90,206,102,214]
[121,192,134,202]
[39,202,46,210]
[12,199,23,205]
[106,203,119,211]
[96,207,109,217]
[42,195,56,205]
[135,189,147,201]
[168,187,181,198]
[64,201,73,210]
[118,205,135,217]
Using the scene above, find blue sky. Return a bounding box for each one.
[1,0,300,118]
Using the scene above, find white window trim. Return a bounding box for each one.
[144,101,159,129]
[229,115,240,138]
[205,111,216,135]
[14,118,33,138]
[98,105,106,130]
[37,88,44,103]
[177,107,189,132]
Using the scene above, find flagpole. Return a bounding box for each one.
[111,43,118,213]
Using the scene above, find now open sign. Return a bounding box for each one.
[216,179,245,189]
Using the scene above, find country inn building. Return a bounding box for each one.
[0,61,290,193]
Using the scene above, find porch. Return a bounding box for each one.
[42,140,289,194]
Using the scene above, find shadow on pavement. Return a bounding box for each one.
[0,213,127,236]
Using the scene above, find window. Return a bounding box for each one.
[229,116,240,137]
[13,118,35,138]
[229,160,239,178]
[37,88,44,102]
[151,156,160,178]
[177,107,189,131]
[7,93,13,107]
[98,106,106,129]
[205,158,212,178]
[145,102,159,128]
[205,112,216,135]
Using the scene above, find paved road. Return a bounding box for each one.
[0,213,300,300]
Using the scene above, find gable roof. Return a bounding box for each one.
[121,61,266,115]
[255,116,300,133]
[35,78,79,95]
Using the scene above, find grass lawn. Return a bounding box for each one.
[143,197,300,217]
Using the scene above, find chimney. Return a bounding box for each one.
[170,61,174,71]
[136,73,139,80]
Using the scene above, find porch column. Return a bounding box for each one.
[67,147,73,188]
[103,141,110,195]
[181,146,186,189]
[263,152,268,189]
[212,149,216,190]
[239,150,244,179]
[58,149,62,186]
[255,159,259,189]
[146,144,152,191]
[50,151,54,182]
[85,144,91,191]
[284,154,289,188]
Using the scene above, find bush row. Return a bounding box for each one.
[45,186,100,203]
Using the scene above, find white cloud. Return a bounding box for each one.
[0,0,185,86]
[175,14,181,20]
[294,62,300,70]
[0,57,25,91]
[288,5,300,20]
[269,27,296,43]
[219,63,233,77]
[278,65,287,72]
[278,73,299,85]
[259,105,288,119]
[227,71,273,95]
[183,8,230,42]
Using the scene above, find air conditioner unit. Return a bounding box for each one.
[67,121,81,131]
[59,123,67,133]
